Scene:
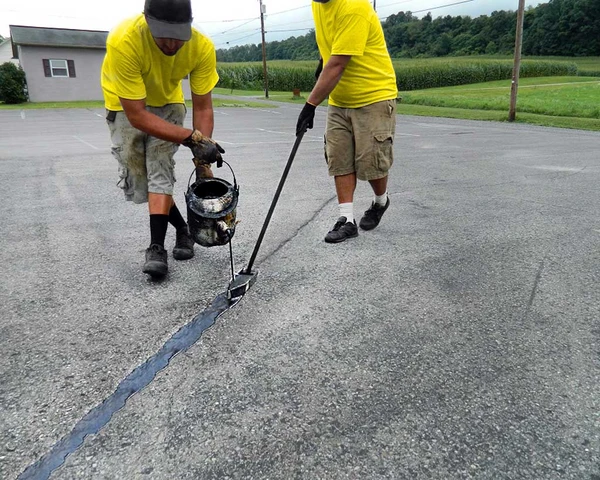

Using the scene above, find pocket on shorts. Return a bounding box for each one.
[373,132,394,172]
[116,164,132,194]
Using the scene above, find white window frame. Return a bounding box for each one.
[49,59,68,78]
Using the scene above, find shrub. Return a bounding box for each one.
[0,62,28,104]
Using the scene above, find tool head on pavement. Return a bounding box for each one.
[227,269,258,301]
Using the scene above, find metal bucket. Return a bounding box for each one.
[185,161,239,247]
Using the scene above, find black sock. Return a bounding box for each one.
[168,204,187,231]
[149,214,169,247]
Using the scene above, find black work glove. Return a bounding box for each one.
[182,130,225,166]
[315,58,323,81]
[296,102,316,136]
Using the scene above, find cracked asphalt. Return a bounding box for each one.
[0,102,599,479]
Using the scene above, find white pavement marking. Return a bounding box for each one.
[257,128,290,135]
[72,136,100,150]
[246,107,282,115]
[529,165,586,172]
[232,139,322,146]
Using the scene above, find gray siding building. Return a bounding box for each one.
[8,24,195,104]
[9,25,108,102]
[0,38,19,65]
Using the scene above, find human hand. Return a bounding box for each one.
[296,102,316,136]
[182,130,225,165]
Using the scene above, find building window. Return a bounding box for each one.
[43,59,76,78]
[50,59,68,77]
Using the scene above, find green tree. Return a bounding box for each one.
[0,62,28,104]
[215,0,600,62]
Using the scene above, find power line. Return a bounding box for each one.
[379,0,475,17]
[375,0,415,10]
[212,17,259,36]
[263,18,315,29]
[266,28,314,33]
[193,4,310,24]
[215,30,262,47]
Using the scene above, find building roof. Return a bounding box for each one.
[9,25,108,58]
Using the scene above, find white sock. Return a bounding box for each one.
[374,191,388,207]
[339,202,354,223]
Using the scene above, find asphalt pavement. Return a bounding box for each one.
[0,102,599,479]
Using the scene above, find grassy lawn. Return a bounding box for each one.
[213,87,314,103]
[214,76,600,131]
[3,69,599,131]
[0,98,270,110]
[397,104,600,131]
[402,76,600,118]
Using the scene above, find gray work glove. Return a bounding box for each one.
[182,130,225,167]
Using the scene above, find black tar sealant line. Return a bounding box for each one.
[20,131,305,480]
[18,292,240,480]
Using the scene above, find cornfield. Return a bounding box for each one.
[216,59,578,92]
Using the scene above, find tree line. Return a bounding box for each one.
[216,0,600,62]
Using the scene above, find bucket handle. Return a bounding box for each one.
[187,159,238,192]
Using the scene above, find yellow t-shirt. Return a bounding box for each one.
[101,14,219,111]
[313,0,397,108]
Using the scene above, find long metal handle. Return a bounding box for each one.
[244,131,305,274]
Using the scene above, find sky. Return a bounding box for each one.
[1,0,545,48]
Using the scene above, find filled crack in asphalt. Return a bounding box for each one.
[18,292,242,480]
[18,190,339,480]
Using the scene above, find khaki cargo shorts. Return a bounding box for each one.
[106,104,185,204]
[324,99,396,181]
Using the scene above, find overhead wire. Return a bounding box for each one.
[214,30,262,47]
[378,0,475,18]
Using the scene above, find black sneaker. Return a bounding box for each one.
[359,198,390,231]
[142,244,168,277]
[173,226,195,260]
[324,216,358,243]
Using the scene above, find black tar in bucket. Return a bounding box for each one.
[185,161,239,248]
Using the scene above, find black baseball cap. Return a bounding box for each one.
[144,0,193,41]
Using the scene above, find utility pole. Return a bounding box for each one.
[509,0,526,122]
[373,0,376,11]
[259,0,269,99]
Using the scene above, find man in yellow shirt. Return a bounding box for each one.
[101,0,224,278]
[296,0,398,243]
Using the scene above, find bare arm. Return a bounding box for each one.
[191,92,215,138]
[307,55,351,106]
[120,98,193,143]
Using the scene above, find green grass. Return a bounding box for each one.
[3,59,600,131]
[401,76,600,119]
[212,87,315,103]
[0,98,270,110]
[215,76,600,130]
[397,103,600,130]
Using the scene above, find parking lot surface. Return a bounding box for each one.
[0,104,599,479]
